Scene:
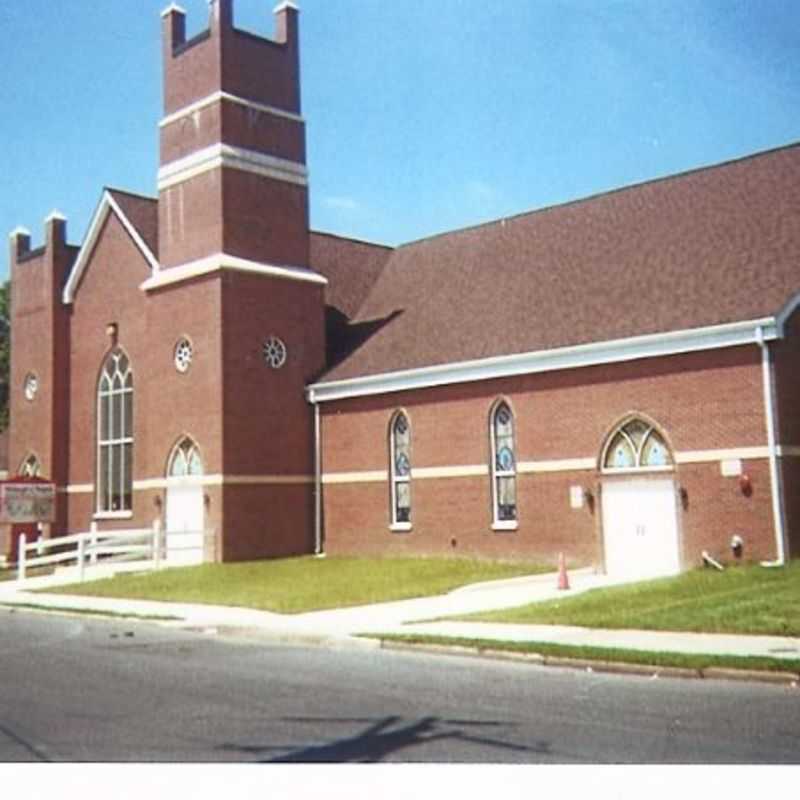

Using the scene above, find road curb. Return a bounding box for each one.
[378,639,800,686]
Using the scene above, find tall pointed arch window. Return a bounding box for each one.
[389,411,412,529]
[97,349,133,514]
[490,401,517,528]
[603,418,672,471]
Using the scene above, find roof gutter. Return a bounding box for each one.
[756,325,788,567]
[307,317,779,404]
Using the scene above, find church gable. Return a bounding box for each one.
[62,190,159,306]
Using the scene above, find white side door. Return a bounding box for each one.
[165,483,205,565]
[602,478,681,580]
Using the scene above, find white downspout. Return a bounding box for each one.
[312,394,323,556]
[756,326,787,566]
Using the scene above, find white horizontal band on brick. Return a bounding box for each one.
[778,445,800,457]
[140,252,327,291]
[160,91,304,129]
[307,318,779,403]
[63,191,161,304]
[158,143,308,191]
[319,445,786,486]
[517,457,597,473]
[674,447,771,464]
[412,465,488,479]
[322,470,387,485]
[62,474,314,494]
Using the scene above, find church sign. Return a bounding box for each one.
[0,482,57,524]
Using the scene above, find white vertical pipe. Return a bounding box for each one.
[313,397,322,555]
[757,327,787,566]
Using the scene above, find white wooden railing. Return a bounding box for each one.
[15,522,212,585]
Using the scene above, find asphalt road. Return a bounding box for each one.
[0,608,798,763]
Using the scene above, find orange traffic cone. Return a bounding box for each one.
[557,552,570,591]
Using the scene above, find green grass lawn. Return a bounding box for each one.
[45,556,550,614]
[462,561,800,637]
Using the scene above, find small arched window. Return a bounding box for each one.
[490,401,517,526]
[389,412,411,528]
[97,349,133,513]
[19,454,41,478]
[168,437,203,477]
[603,418,672,471]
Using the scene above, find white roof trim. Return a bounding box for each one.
[140,252,327,292]
[274,2,300,13]
[9,226,31,239]
[159,90,304,128]
[307,317,779,403]
[775,289,800,335]
[158,143,308,191]
[62,191,160,305]
[45,209,67,222]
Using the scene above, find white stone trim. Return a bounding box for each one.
[63,484,94,495]
[322,470,387,485]
[492,520,519,532]
[307,318,779,403]
[319,445,789,487]
[63,191,160,304]
[157,143,308,191]
[517,457,597,473]
[160,90,304,129]
[9,226,31,238]
[412,465,488,480]
[274,1,300,13]
[161,3,187,18]
[675,447,771,464]
[779,445,800,457]
[140,252,327,291]
[390,522,413,533]
[45,209,67,222]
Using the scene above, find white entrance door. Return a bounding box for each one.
[166,483,205,565]
[165,438,205,565]
[601,478,681,580]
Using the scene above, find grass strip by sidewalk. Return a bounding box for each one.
[372,633,800,677]
[460,561,800,637]
[43,556,551,614]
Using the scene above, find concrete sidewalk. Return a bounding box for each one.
[1,566,799,669]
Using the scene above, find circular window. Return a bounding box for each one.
[23,373,38,401]
[174,338,193,373]
[263,336,287,369]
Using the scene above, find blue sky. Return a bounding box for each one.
[2,0,799,279]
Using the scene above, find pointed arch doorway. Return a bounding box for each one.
[600,418,682,580]
[165,438,205,565]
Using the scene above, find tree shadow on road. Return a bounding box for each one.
[216,714,550,762]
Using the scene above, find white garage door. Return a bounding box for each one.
[601,478,681,580]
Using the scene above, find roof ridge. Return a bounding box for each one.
[398,139,800,251]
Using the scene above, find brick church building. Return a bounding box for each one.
[4,1,800,579]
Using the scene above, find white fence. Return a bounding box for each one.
[15,522,208,585]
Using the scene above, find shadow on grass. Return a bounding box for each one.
[217,714,546,762]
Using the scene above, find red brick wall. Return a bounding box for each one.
[320,345,779,567]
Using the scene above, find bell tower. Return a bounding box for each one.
[158,0,309,270]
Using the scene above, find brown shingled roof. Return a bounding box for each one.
[322,143,800,382]
[107,189,159,259]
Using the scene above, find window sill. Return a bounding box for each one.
[390,522,413,533]
[492,520,518,532]
[93,511,134,521]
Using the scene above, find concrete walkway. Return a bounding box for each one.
[1,566,799,665]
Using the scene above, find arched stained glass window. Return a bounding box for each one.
[19,454,41,478]
[97,349,133,513]
[491,401,517,524]
[603,418,672,471]
[390,412,411,527]
[168,438,203,477]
